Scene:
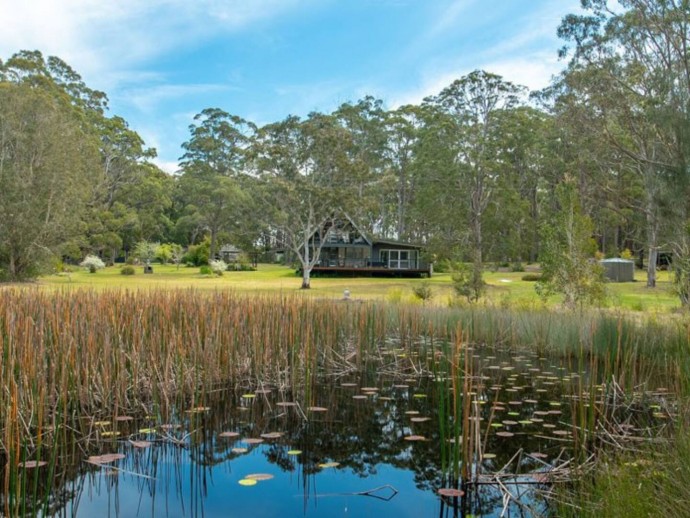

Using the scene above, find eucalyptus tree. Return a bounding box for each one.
[558,0,690,298]
[423,71,525,294]
[333,96,389,232]
[382,105,425,241]
[178,108,255,260]
[253,113,359,289]
[0,83,99,279]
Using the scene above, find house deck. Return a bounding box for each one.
[311,265,432,278]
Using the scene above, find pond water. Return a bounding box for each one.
[6,344,672,517]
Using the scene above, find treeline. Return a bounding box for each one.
[1,1,690,302]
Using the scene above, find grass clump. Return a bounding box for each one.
[558,425,690,517]
[120,265,135,276]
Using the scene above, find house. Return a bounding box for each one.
[309,214,431,277]
[218,244,242,263]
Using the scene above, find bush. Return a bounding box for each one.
[80,255,105,273]
[209,259,228,276]
[521,273,542,282]
[412,282,433,302]
[451,263,485,303]
[510,262,525,272]
[620,248,634,260]
[120,265,135,276]
[199,265,213,275]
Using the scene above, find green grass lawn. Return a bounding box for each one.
[33,263,681,313]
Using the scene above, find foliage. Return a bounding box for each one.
[451,263,485,303]
[199,265,213,275]
[620,248,633,260]
[182,239,210,266]
[120,265,135,276]
[0,82,98,280]
[155,243,173,264]
[209,259,228,276]
[80,255,105,273]
[133,240,159,264]
[536,181,606,310]
[411,282,433,302]
[521,273,542,282]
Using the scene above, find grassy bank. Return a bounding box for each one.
[34,263,681,313]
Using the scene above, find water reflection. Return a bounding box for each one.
[4,344,672,517]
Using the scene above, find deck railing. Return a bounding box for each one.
[317,258,431,271]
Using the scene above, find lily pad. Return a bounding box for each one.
[219,431,240,438]
[18,460,47,468]
[287,450,302,455]
[318,462,340,468]
[88,453,125,464]
[438,488,464,497]
[260,432,284,439]
[129,440,152,448]
[238,478,257,486]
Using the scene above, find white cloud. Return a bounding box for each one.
[119,83,236,113]
[388,0,581,106]
[151,157,180,175]
[0,0,311,88]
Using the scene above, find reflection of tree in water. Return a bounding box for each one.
[2,345,576,517]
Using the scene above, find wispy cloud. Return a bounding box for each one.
[118,83,237,113]
[388,0,581,106]
[0,0,312,87]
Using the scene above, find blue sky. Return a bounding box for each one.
[0,0,583,173]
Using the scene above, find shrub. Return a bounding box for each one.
[510,262,525,272]
[620,248,634,260]
[80,255,105,273]
[451,263,485,303]
[412,282,433,302]
[209,259,228,276]
[120,265,135,276]
[521,273,542,282]
[199,265,213,275]
[386,288,404,304]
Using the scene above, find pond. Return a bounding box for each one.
[5,343,673,517]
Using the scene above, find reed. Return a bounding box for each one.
[1,288,689,515]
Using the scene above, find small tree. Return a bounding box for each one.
[80,254,105,273]
[451,263,485,303]
[170,244,185,270]
[134,240,158,265]
[155,243,173,264]
[536,180,606,310]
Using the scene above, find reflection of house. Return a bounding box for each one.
[309,215,431,277]
[219,244,242,263]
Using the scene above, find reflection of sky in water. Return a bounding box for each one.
[68,451,436,517]
[23,342,668,518]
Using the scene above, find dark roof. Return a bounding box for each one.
[372,239,423,249]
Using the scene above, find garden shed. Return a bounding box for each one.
[600,258,635,282]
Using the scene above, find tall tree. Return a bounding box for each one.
[425,71,524,293]
[179,109,255,260]
[253,114,358,289]
[0,84,98,279]
[559,0,690,298]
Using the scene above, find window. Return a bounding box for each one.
[382,249,416,269]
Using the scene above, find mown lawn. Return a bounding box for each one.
[33,263,681,313]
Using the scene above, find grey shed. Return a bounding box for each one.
[600,258,635,282]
